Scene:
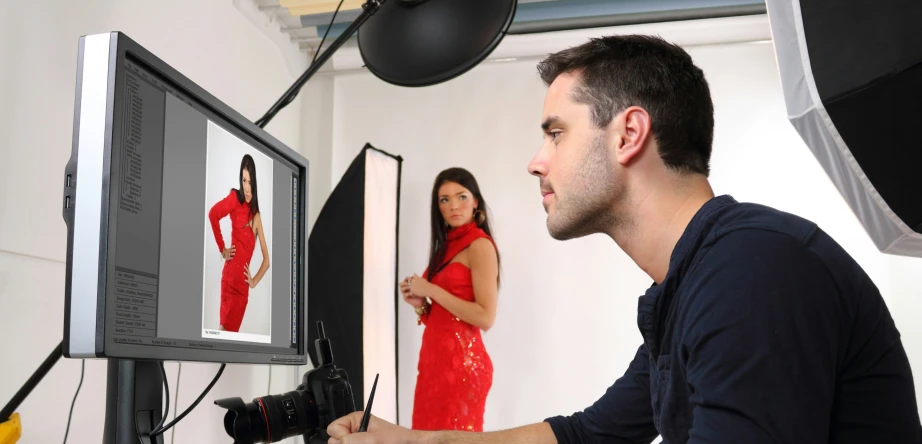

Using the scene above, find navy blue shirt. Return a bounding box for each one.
[546,195,922,443]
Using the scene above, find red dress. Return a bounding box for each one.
[208,189,256,332]
[412,222,494,432]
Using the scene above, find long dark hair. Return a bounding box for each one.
[427,168,500,285]
[235,154,260,223]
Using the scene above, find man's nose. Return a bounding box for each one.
[528,148,548,177]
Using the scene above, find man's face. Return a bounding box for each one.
[527,72,622,240]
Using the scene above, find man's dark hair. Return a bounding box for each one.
[537,35,714,176]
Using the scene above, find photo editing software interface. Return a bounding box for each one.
[108,56,301,357]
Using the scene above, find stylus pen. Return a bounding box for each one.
[358,373,379,433]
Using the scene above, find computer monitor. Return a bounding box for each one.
[63,31,308,366]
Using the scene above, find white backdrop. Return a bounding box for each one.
[327,21,922,432]
[202,120,274,342]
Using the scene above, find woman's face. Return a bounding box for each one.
[242,169,253,203]
[438,181,477,229]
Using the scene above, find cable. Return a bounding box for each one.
[267,365,272,395]
[136,363,172,444]
[62,359,85,444]
[170,363,182,444]
[149,364,226,438]
[253,0,346,128]
[310,0,344,67]
[152,363,170,434]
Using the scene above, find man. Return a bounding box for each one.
[328,35,922,443]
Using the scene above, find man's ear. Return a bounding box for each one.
[613,106,652,166]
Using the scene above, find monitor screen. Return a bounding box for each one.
[64,32,308,365]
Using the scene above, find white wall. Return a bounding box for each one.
[325,20,922,431]
[0,1,307,442]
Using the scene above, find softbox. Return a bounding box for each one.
[307,144,402,420]
[766,0,922,257]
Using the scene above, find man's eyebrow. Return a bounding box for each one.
[541,116,563,131]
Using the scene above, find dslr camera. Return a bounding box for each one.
[215,321,356,444]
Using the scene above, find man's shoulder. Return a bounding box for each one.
[682,199,875,307]
[707,200,820,247]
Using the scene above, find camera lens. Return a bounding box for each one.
[216,389,319,443]
[256,390,319,442]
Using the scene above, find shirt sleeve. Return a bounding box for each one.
[208,190,236,254]
[680,229,840,443]
[545,344,659,444]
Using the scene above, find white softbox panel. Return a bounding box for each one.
[766,0,922,257]
[308,144,402,422]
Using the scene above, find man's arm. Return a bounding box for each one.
[422,423,556,444]
[545,345,658,444]
[327,414,555,444]
[681,229,840,443]
[329,345,658,444]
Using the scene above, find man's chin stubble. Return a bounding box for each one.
[547,215,588,240]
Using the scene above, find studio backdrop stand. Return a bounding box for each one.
[0,342,63,443]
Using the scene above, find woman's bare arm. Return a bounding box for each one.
[422,238,498,330]
[251,213,270,286]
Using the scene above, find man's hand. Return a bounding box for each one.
[328,412,420,444]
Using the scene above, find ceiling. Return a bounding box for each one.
[252,0,766,58]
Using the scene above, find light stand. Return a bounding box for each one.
[255,0,385,128]
[0,342,63,443]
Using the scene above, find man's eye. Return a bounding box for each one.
[460,195,467,200]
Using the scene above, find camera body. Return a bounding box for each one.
[297,357,356,443]
[215,322,357,444]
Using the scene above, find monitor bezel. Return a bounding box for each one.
[63,32,309,365]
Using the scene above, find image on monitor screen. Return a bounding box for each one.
[63,32,308,364]
[202,121,275,343]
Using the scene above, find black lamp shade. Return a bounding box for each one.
[358,0,517,87]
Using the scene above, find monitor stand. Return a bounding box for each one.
[103,359,164,444]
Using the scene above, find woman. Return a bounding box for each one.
[401,167,500,432]
[208,154,270,332]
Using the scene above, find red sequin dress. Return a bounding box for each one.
[412,222,494,432]
[208,189,256,332]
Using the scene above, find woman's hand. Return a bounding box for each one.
[222,245,236,260]
[399,278,426,308]
[402,275,435,299]
[244,264,256,288]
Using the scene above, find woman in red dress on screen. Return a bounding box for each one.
[208,154,270,332]
[400,167,501,432]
